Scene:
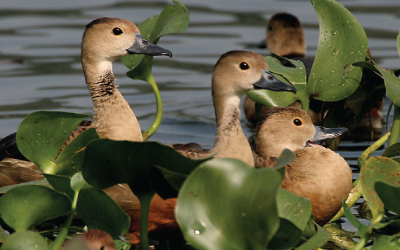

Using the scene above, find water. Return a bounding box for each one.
[1,0,400,238]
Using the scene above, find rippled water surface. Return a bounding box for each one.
[1,0,400,233]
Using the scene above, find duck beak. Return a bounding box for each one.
[253,70,297,93]
[311,126,348,142]
[127,34,172,57]
[257,39,267,49]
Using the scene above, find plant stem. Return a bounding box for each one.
[389,105,400,147]
[51,190,80,250]
[142,74,162,141]
[138,193,155,250]
[329,131,391,222]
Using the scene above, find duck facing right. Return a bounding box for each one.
[254,107,352,225]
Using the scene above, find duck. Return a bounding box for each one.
[254,107,352,225]
[172,50,297,166]
[63,229,116,250]
[244,12,320,125]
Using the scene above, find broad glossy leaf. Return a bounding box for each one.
[268,188,312,249]
[176,158,282,250]
[82,140,207,195]
[122,0,189,82]
[45,174,130,239]
[308,0,367,101]
[371,234,400,250]
[360,156,400,221]
[246,56,304,108]
[0,185,70,232]
[383,142,400,158]
[16,111,89,174]
[1,231,50,250]
[296,224,329,250]
[375,181,400,215]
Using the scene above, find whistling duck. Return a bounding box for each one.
[173,50,296,166]
[63,229,116,250]
[254,107,352,225]
[244,12,319,124]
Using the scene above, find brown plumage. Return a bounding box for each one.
[63,229,116,250]
[172,50,296,166]
[254,107,352,225]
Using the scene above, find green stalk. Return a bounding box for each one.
[138,193,155,250]
[51,189,80,250]
[388,105,400,147]
[329,131,391,222]
[142,73,162,141]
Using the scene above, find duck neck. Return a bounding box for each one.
[82,58,142,141]
[210,94,254,166]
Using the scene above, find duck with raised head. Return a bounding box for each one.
[173,50,297,166]
[0,17,172,186]
[254,107,352,225]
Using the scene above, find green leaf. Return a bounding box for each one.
[1,231,50,250]
[267,218,301,250]
[371,234,400,250]
[360,156,400,221]
[16,111,99,176]
[375,181,400,215]
[383,142,400,158]
[176,158,282,250]
[397,31,400,58]
[122,0,190,82]
[342,201,369,234]
[45,174,130,239]
[0,185,71,232]
[16,111,89,174]
[246,56,304,109]
[308,0,367,101]
[296,223,329,250]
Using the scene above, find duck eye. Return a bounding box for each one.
[240,62,250,70]
[268,25,273,31]
[112,27,123,35]
[293,118,303,126]
[100,246,105,250]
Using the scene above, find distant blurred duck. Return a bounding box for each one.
[63,229,116,250]
[254,107,352,225]
[173,50,296,166]
[244,12,318,124]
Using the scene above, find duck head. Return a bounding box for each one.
[81,17,172,65]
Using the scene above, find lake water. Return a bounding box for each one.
[1,0,400,235]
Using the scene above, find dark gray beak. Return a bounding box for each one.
[311,126,348,142]
[127,34,172,57]
[258,39,267,49]
[253,70,297,93]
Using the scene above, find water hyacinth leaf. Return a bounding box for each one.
[82,140,207,194]
[176,158,282,250]
[370,234,400,250]
[0,185,70,232]
[375,181,400,215]
[16,111,89,174]
[45,174,130,239]
[54,128,100,176]
[397,30,400,58]
[296,224,329,250]
[382,142,400,158]
[308,0,367,101]
[360,156,400,221]
[246,56,304,109]
[122,0,189,81]
[1,230,50,250]
[268,188,312,249]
